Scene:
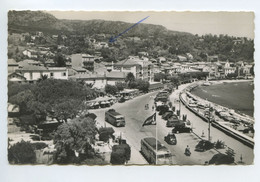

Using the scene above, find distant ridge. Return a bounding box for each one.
[8,10,193,37]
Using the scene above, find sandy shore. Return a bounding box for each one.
[209,79,253,85]
[183,80,254,121]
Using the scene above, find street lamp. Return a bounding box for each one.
[208,106,214,141]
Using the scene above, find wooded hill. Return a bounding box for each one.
[8,11,254,62]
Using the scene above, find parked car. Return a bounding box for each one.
[124,96,130,101]
[158,105,169,115]
[166,115,183,127]
[164,133,177,145]
[118,97,126,103]
[172,125,192,133]
[195,140,214,152]
[162,111,173,120]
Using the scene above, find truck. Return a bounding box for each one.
[105,109,125,127]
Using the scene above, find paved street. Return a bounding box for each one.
[91,87,217,165]
[92,82,254,165]
[171,84,254,164]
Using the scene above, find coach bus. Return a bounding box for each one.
[105,109,125,127]
[140,137,172,165]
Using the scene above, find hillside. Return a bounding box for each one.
[8,11,254,63]
[8,10,193,38]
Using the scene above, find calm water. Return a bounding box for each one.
[191,81,254,117]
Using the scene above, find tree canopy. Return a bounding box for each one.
[53,116,97,164]
[8,140,36,164]
[8,79,98,124]
[105,84,118,95]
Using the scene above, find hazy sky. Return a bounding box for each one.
[48,11,254,38]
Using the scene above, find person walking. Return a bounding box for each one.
[185,145,191,156]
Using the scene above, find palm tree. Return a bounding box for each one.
[37,74,48,82]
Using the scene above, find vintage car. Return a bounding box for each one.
[172,125,192,133]
[166,115,184,127]
[164,132,177,145]
[162,111,174,120]
[118,97,126,103]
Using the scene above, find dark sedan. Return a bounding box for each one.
[172,125,192,133]
[164,133,177,145]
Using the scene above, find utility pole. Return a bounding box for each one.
[208,106,213,141]
[208,114,211,141]
[179,95,181,120]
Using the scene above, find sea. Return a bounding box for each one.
[191,81,254,117]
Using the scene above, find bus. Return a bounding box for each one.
[140,137,172,165]
[105,109,125,127]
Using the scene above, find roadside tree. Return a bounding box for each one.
[136,79,150,93]
[8,140,36,164]
[53,116,97,164]
[105,84,118,95]
[125,72,135,83]
[115,82,127,91]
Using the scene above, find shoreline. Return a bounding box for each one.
[188,79,254,119]
[209,79,254,85]
[179,92,254,148]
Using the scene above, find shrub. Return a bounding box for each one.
[8,140,36,164]
[85,155,109,165]
[105,84,118,95]
[215,140,225,149]
[98,127,115,142]
[195,140,214,151]
[110,144,130,165]
[209,153,234,165]
[31,142,48,150]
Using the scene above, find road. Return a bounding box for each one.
[175,98,254,164]
[91,83,254,165]
[91,89,219,165]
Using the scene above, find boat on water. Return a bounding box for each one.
[179,92,254,148]
[202,81,211,86]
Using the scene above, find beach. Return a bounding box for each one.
[191,80,254,117]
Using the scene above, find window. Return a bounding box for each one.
[50,72,54,77]
[114,66,121,70]
[30,72,33,80]
[63,72,66,76]
[123,67,131,70]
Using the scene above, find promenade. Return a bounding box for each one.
[172,81,254,164]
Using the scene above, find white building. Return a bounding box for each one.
[8,59,19,73]
[224,61,236,76]
[69,71,126,89]
[109,57,154,82]
[15,65,68,83]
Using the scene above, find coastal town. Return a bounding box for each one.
[7,11,255,165]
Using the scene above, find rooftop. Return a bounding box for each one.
[17,64,47,71]
[8,59,18,65]
[106,71,126,79]
[19,59,41,67]
[72,67,87,72]
[115,59,140,66]
[48,67,67,71]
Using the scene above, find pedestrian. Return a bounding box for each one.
[185,145,191,156]
[201,130,205,137]
[152,105,155,111]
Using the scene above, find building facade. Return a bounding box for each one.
[71,54,95,72]
[15,65,68,82]
[109,57,154,82]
